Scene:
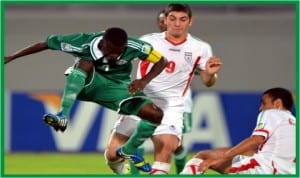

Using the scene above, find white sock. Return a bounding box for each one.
[150,161,171,174]
[180,158,204,175]
[104,150,129,174]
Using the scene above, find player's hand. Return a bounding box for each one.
[128,79,146,95]
[197,157,225,173]
[205,56,222,75]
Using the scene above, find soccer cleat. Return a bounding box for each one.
[43,111,68,132]
[116,147,152,172]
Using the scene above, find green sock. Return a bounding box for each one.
[60,68,87,116]
[122,119,157,154]
[129,146,145,174]
[174,147,188,174]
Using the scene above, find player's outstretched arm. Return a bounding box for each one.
[197,135,264,173]
[5,41,49,64]
[141,56,168,84]
[128,56,167,95]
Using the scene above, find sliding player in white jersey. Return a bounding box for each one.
[181,87,296,175]
[104,4,222,174]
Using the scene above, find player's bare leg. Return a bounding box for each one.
[105,132,130,174]
[116,103,163,172]
[150,134,179,174]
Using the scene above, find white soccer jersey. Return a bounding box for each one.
[137,32,212,108]
[229,109,296,174]
[112,32,213,140]
[253,109,295,161]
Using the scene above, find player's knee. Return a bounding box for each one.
[139,103,163,124]
[150,104,163,123]
[152,108,163,124]
[157,145,177,161]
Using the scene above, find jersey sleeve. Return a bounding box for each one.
[129,38,162,63]
[46,33,95,60]
[139,34,163,63]
[46,33,81,50]
[252,110,278,140]
[198,43,213,70]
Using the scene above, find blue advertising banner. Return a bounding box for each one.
[5,91,270,152]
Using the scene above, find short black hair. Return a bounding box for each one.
[164,4,192,18]
[103,27,128,47]
[263,87,294,111]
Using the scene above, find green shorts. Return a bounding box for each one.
[77,71,153,115]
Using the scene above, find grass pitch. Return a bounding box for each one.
[4,152,220,175]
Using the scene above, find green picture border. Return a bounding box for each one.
[1,1,299,178]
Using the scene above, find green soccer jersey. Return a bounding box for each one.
[46,32,154,81]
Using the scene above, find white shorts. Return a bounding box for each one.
[112,109,183,142]
[112,114,140,136]
[229,154,296,174]
[152,108,183,141]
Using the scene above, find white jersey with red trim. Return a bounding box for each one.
[137,32,212,107]
[230,109,296,174]
[253,109,295,161]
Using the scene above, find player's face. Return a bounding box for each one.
[101,40,125,61]
[165,11,192,38]
[259,93,278,111]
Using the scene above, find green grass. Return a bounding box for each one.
[4,152,220,175]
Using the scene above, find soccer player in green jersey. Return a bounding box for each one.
[4,27,168,172]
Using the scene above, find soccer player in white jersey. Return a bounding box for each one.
[181,87,296,175]
[104,4,222,174]
[128,8,199,175]
[156,8,201,174]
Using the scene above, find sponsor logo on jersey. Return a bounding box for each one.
[61,43,82,52]
[169,48,180,52]
[184,52,193,61]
